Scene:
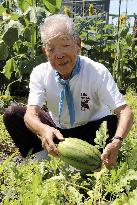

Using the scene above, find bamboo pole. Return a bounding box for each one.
[117,0,122,41]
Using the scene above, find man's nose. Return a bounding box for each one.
[55,49,64,59]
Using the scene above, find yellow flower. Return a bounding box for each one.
[120,15,126,25]
[64,6,71,17]
[133,26,137,31]
[89,3,94,16]
[0,95,12,100]
[111,53,116,59]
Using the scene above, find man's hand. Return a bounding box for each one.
[41,125,64,157]
[101,139,122,168]
[24,105,65,157]
[101,104,133,168]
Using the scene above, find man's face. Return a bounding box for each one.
[43,24,81,76]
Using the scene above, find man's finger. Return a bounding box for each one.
[41,135,59,156]
[101,148,110,161]
[54,129,65,141]
[102,152,118,168]
[53,129,65,144]
[42,137,48,150]
[104,159,117,168]
[46,136,59,155]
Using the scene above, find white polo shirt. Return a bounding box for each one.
[28,55,126,129]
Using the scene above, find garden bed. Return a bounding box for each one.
[0,91,137,204]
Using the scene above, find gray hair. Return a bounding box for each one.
[40,14,79,45]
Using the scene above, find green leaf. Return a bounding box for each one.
[2,20,24,47]
[3,58,17,79]
[55,0,62,10]
[17,0,32,12]
[0,4,6,15]
[23,27,31,42]
[36,6,50,24]
[2,27,18,47]
[81,42,91,51]
[95,34,102,39]
[29,6,37,23]
[0,152,17,174]
[126,35,132,47]
[94,122,108,149]
[24,6,49,24]
[103,24,113,30]
[67,185,83,204]
[0,40,8,60]
[43,0,62,13]
[120,27,129,38]
[11,12,20,20]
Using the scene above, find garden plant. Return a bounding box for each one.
[0,0,137,204]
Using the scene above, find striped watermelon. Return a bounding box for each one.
[57,138,101,172]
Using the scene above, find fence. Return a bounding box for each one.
[62,0,110,17]
[62,0,137,31]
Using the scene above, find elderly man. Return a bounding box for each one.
[3,14,133,168]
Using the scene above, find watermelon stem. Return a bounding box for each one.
[67,182,91,191]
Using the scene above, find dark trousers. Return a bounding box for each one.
[3,105,118,158]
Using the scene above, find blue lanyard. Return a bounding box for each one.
[55,56,81,127]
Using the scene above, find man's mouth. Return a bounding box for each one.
[58,61,69,66]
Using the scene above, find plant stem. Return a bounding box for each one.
[67,182,90,191]
[31,23,35,59]
[82,0,85,17]
[117,0,121,42]
[31,0,36,59]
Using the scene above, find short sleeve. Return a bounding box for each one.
[27,65,46,107]
[97,64,126,110]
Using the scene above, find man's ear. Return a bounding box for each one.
[42,46,47,54]
[76,37,81,53]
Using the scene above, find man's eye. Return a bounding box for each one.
[64,45,70,47]
[48,48,54,52]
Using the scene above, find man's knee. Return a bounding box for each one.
[3,105,26,124]
[3,105,17,121]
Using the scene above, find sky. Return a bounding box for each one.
[109,0,137,26]
[109,0,137,15]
